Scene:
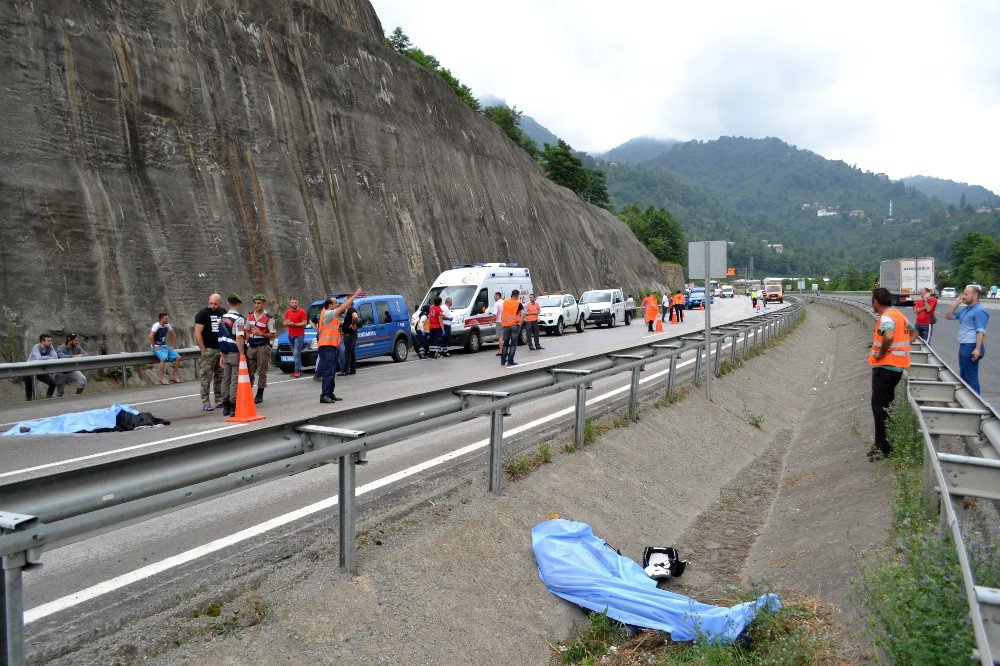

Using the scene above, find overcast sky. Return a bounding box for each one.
[369,1,1000,193]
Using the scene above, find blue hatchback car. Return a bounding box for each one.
[271,294,412,373]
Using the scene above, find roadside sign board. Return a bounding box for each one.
[797,280,806,290]
[727,267,736,276]
[688,241,728,280]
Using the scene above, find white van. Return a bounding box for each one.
[414,263,533,352]
[580,288,631,328]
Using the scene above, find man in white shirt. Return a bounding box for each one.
[492,291,504,356]
[440,297,454,357]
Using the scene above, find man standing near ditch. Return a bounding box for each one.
[868,287,918,460]
[194,293,226,411]
[944,284,989,394]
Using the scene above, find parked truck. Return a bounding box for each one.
[878,258,935,307]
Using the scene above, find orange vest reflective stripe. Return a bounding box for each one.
[316,309,341,347]
[525,302,540,322]
[500,298,521,327]
[869,308,910,368]
[672,294,683,306]
[643,296,658,321]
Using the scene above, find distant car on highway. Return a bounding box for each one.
[581,288,631,327]
[989,285,998,299]
[272,294,412,373]
[686,287,714,309]
[536,293,588,335]
[940,287,957,298]
[721,285,734,298]
[764,284,784,303]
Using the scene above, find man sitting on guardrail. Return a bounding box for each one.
[55,334,89,396]
[149,312,182,385]
[24,333,60,401]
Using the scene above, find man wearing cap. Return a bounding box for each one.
[245,294,276,404]
[218,294,246,417]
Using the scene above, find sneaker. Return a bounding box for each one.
[330,394,343,402]
[203,402,215,412]
[536,346,545,350]
[507,361,518,366]
[292,371,302,378]
[320,396,336,404]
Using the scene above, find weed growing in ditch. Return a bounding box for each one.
[855,387,1000,664]
[747,411,764,429]
[502,442,555,480]
[583,419,596,445]
[555,586,833,664]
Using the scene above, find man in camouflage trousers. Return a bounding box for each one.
[194,293,226,411]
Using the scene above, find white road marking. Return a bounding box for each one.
[0,425,246,480]
[507,353,572,368]
[23,350,713,623]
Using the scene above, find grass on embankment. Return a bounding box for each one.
[855,394,1000,664]
[554,586,835,665]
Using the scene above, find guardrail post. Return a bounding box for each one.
[713,337,723,376]
[742,328,750,356]
[121,364,127,388]
[551,369,593,448]
[294,426,367,572]
[2,553,26,666]
[610,355,645,421]
[693,344,703,385]
[338,453,358,573]
[1,512,40,666]
[455,391,512,494]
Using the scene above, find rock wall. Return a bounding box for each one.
[0,0,664,356]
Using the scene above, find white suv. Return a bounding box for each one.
[580,288,631,328]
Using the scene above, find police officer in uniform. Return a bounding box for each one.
[218,294,246,418]
[246,294,276,404]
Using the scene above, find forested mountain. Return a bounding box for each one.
[901,175,1000,208]
[600,137,677,164]
[603,136,1000,276]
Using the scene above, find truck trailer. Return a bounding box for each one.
[878,258,935,307]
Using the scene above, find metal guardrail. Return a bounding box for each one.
[0,302,804,665]
[0,348,202,389]
[809,295,1000,665]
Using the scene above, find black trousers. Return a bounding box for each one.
[674,304,685,322]
[24,374,57,401]
[343,334,357,373]
[871,367,903,455]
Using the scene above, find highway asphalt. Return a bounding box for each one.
[2,297,788,644]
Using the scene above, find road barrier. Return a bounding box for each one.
[810,295,999,665]
[0,348,202,392]
[0,301,805,665]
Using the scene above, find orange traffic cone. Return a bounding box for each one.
[699,302,704,311]
[228,355,266,423]
[655,318,664,333]
[670,308,678,324]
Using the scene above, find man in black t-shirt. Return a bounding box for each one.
[339,305,360,376]
[194,293,226,411]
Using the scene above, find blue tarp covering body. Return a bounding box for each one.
[532,518,779,642]
[2,404,139,436]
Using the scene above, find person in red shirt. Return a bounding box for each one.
[914,288,938,343]
[283,298,309,377]
[428,297,444,359]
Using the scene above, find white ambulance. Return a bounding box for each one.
[413,263,533,353]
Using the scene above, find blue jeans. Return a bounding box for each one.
[500,325,520,365]
[289,335,305,372]
[958,343,983,394]
[318,346,339,398]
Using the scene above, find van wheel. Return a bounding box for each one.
[576,316,585,333]
[518,327,528,346]
[611,315,617,328]
[555,318,565,336]
[392,336,409,362]
[465,330,481,354]
[624,311,632,326]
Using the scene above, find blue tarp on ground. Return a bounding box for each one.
[2,404,139,436]
[532,518,779,642]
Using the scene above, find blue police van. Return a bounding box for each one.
[271,294,412,373]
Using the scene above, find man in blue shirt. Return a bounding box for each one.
[945,285,989,394]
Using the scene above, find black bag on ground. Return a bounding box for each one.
[642,546,689,581]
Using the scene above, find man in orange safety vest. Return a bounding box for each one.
[868,287,917,460]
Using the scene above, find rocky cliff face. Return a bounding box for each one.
[0,0,664,355]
